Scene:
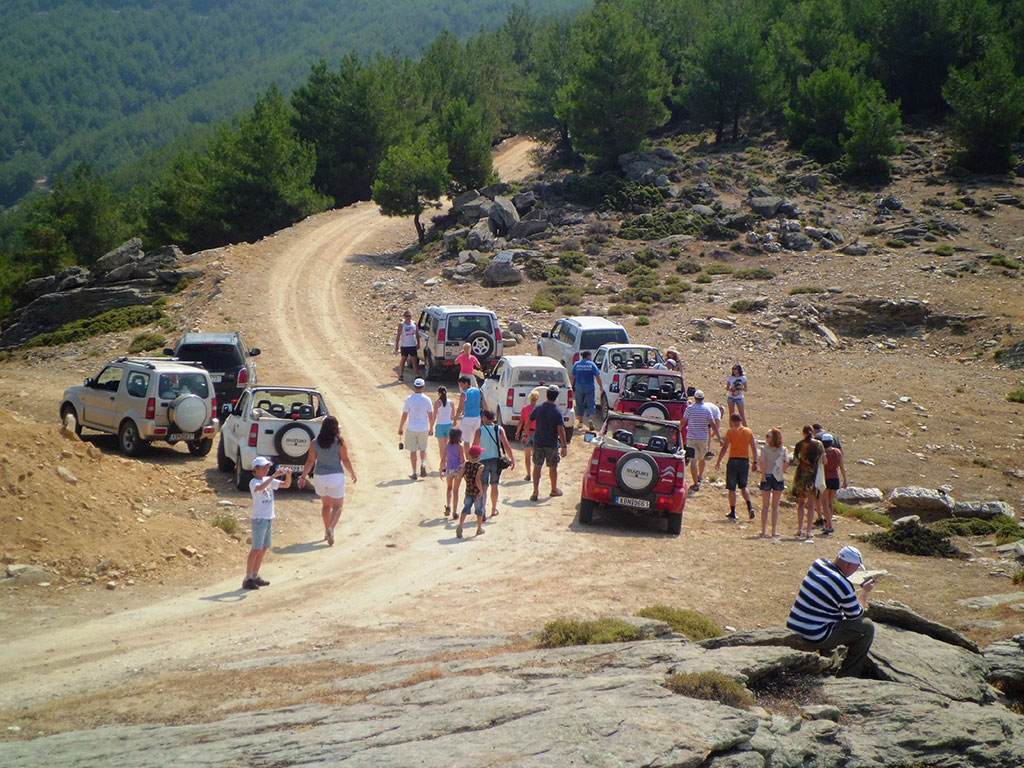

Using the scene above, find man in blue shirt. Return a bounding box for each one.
[570,350,603,430]
[528,385,568,502]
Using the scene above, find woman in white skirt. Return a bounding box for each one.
[298,416,356,546]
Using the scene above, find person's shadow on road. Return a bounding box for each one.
[199,589,251,603]
[273,540,327,555]
[376,478,420,487]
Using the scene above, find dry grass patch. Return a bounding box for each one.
[664,672,753,708]
[635,605,724,640]
[538,618,644,647]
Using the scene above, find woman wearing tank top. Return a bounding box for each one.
[433,386,454,470]
[298,416,357,546]
[393,309,420,380]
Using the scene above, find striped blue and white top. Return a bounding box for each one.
[786,558,863,642]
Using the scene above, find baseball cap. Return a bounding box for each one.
[252,456,272,467]
[547,384,560,395]
[820,433,834,444]
[837,545,866,570]
[413,377,425,388]
[694,389,704,400]
[468,445,484,457]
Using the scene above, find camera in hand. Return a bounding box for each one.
[398,441,404,450]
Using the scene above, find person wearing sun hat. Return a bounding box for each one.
[787,545,876,677]
[243,456,291,590]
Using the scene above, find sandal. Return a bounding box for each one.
[530,493,538,502]
[456,526,463,538]
[476,528,485,536]
[550,488,563,497]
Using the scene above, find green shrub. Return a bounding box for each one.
[635,316,650,326]
[212,514,239,535]
[695,273,713,284]
[635,248,661,268]
[619,210,738,241]
[607,304,632,316]
[664,672,753,708]
[559,251,589,273]
[1009,386,1024,404]
[635,605,724,640]
[990,255,1021,270]
[842,86,902,181]
[934,245,954,257]
[834,501,893,528]
[128,332,166,354]
[614,258,639,274]
[729,299,760,313]
[704,262,734,275]
[867,519,967,558]
[886,239,908,249]
[789,285,825,295]
[601,181,666,212]
[23,305,165,349]
[538,618,644,647]
[524,258,549,281]
[675,260,701,274]
[530,293,557,312]
[929,516,1024,540]
[1013,569,1024,586]
[733,267,775,280]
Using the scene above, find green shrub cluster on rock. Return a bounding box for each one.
[635,605,724,640]
[868,519,967,559]
[24,304,164,348]
[664,672,753,708]
[538,618,644,647]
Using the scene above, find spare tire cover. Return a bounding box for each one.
[615,451,659,494]
[170,394,206,433]
[637,402,670,420]
[275,422,314,461]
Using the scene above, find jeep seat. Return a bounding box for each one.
[611,429,634,446]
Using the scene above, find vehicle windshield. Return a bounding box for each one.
[446,315,493,340]
[176,343,240,371]
[607,347,663,369]
[581,328,628,348]
[622,373,684,398]
[514,368,567,386]
[604,417,681,451]
[157,373,210,399]
[249,390,327,419]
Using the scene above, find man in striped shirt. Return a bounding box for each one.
[680,390,721,491]
[787,545,876,677]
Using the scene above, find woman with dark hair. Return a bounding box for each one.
[726,363,748,426]
[793,424,824,540]
[433,386,454,469]
[298,416,356,546]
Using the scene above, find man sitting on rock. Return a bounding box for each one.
[787,545,876,677]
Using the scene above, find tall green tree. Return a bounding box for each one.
[557,3,670,166]
[943,44,1024,172]
[785,67,880,162]
[371,136,448,244]
[433,99,496,195]
[519,15,576,144]
[842,88,902,181]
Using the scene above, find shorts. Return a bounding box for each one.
[759,476,785,492]
[251,517,273,550]
[725,458,750,491]
[444,466,464,480]
[436,422,452,439]
[314,471,346,499]
[825,477,841,490]
[688,437,710,458]
[520,434,533,447]
[462,494,485,518]
[727,395,744,404]
[405,429,428,452]
[480,458,503,486]
[460,416,481,441]
[533,445,560,467]
[574,388,597,418]
[400,345,418,357]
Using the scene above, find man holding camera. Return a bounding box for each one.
[787,545,876,677]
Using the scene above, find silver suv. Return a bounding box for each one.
[537,316,630,371]
[417,305,504,379]
[60,357,219,457]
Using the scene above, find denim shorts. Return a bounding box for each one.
[759,476,785,492]
[462,494,485,518]
[725,458,750,491]
[825,477,841,490]
[436,423,452,439]
[480,457,503,486]
[251,517,273,550]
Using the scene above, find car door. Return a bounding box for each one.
[83,365,125,430]
[225,390,251,456]
[117,370,151,428]
[538,320,561,359]
[481,359,503,411]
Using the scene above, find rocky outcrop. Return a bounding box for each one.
[953,501,1016,520]
[813,296,975,338]
[0,239,198,349]
[836,487,884,504]
[984,634,1024,693]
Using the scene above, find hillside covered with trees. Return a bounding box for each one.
[2,0,1023,323]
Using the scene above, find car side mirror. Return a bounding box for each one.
[222,403,233,416]
[583,431,597,443]
[162,348,174,356]
[540,332,550,338]
[249,348,261,356]
[610,383,619,393]
[84,377,94,387]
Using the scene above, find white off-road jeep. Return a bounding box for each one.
[217,386,330,490]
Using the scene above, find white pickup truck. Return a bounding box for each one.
[217,386,330,490]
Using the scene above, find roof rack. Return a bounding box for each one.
[114,356,207,370]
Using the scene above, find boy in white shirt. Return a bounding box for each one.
[244,456,291,590]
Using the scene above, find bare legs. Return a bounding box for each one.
[320,497,343,545]
[760,489,781,536]
[797,490,816,538]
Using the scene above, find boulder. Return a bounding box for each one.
[3,564,57,585]
[777,201,802,218]
[92,238,144,275]
[618,149,679,181]
[841,244,869,256]
[780,232,814,251]
[888,487,954,513]
[953,501,1015,520]
[465,219,495,252]
[480,182,510,199]
[508,219,549,240]
[443,227,470,251]
[867,600,979,653]
[488,196,521,236]
[721,212,754,231]
[511,191,536,215]
[450,189,481,215]
[691,204,716,218]
[457,250,482,266]
[983,634,1024,692]
[835,487,884,504]
[481,258,523,288]
[747,195,784,217]
[456,195,494,225]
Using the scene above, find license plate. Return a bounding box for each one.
[614,496,650,509]
[210,374,223,383]
[279,464,305,472]
[168,432,196,441]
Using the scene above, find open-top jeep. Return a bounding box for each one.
[579,413,689,535]
[611,368,687,421]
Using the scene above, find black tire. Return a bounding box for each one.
[467,330,495,361]
[598,393,610,420]
[614,451,659,494]
[217,436,234,471]
[564,426,574,444]
[274,422,315,464]
[118,419,145,457]
[188,437,213,457]
[496,407,516,441]
[424,350,438,380]
[60,404,82,436]
[667,513,682,536]
[234,452,253,491]
[579,497,596,524]
[637,402,670,420]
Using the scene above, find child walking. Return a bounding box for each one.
[440,427,465,518]
[243,456,291,590]
[457,445,486,538]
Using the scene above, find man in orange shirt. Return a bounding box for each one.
[715,413,758,519]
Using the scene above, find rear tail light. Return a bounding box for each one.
[145,398,155,420]
[438,328,446,342]
[572,352,580,364]
[589,454,599,476]
[248,423,259,447]
[506,388,514,407]
[612,373,619,390]
[495,327,503,341]
[211,397,217,416]
[238,367,248,385]
[675,467,686,488]
[567,388,574,410]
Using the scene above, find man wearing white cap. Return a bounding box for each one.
[399,378,435,480]
[243,456,291,590]
[787,545,876,677]
[680,389,721,491]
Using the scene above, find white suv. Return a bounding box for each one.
[537,316,630,371]
[417,305,504,379]
[60,357,219,457]
[480,355,574,441]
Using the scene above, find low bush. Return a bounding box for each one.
[695,273,713,284]
[128,332,167,354]
[636,605,724,640]
[1013,569,1024,586]
[886,239,908,248]
[789,285,825,295]
[212,514,239,535]
[614,258,639,274]
[664,672,753,708]
[559,251,589,273]
[538,618,644,647]
[990,255,1021,270]
[704,262,734,275]
[23,305,165,349]
[729,299,761,313]
[524,257,549,281]
[834,501,893,528]
[607,303,632,316]
[635,316,650,326]
[933,515,1024,544]
[1009,386,1024,404]
[530,292,557,312]
[934,245,955,257]
[675,260,701,274]
[867,519,968,558]
[733,267,775,280]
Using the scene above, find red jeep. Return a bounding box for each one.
[612,368,687,421]
[579,413,689,535]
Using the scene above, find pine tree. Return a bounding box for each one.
[371,136,448,244]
